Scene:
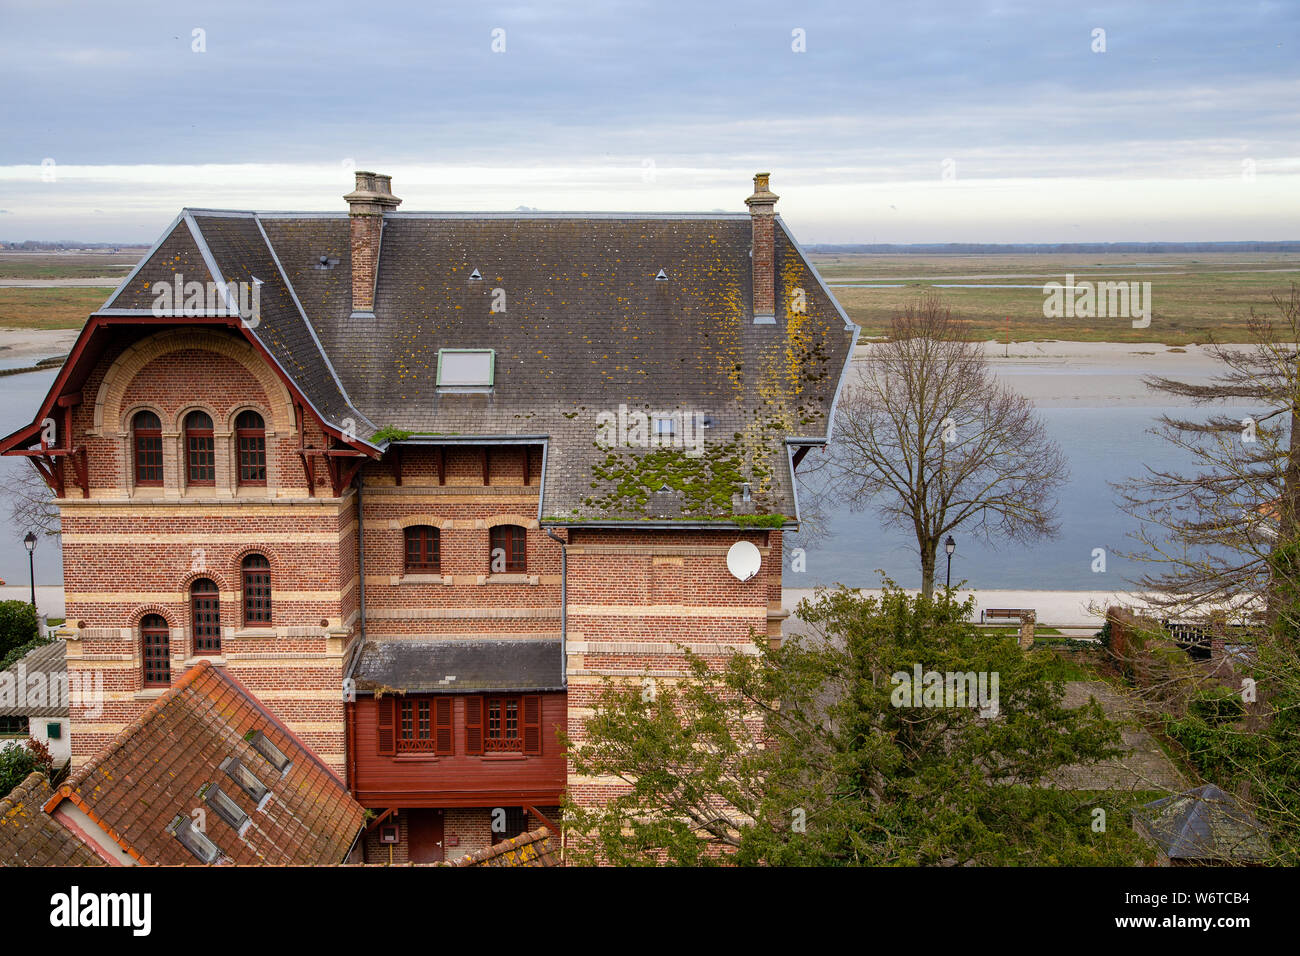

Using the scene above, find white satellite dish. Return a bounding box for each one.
[726,540,762,582]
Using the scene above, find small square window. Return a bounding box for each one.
[654,417,676,437]
[437,349,495,387]
[379,824,399,844]
[46,722,62,740]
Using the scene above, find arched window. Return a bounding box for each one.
[191,578,221,653]
[242,553,272,626]
[489,525,526,573]
[185,410,215,486]
[404,525,440,572]
[133,410,163,486]
[235,410,266,486]
[141,614,171,687]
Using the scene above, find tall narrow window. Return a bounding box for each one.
[141,614,171,687]
[185,410,215,486]
[404,526,440,572]
[235,410,266,486]
[489,525,526,573]
[133,410,163,486]
[242,553,272,626]
[191,578,221,654]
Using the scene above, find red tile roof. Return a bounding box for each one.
[44,661,366,866]
[0,771,105,867]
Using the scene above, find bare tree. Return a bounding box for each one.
[1114,284,1300,622]
[822,294,1068,596]
[6,463,59,539]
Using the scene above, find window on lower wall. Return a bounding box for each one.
[491,806,529,844]
[0,716,29,736]
[242,554,272,626]
[141,614,171,687]
[404,526,440,573]
[191,577,221,653]
[489,525,526,573]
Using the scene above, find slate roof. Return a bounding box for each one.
[0,641,67,717]
[44,661,366,866]
[1132,784,1270,862]
[0,771,105,867]
[352,639,565,694]
[94,195,857,523]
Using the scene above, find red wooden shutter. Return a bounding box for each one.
[377,697,396,755]
[435,697,453,755]
[465,696,483,754]
[523,695,541,755]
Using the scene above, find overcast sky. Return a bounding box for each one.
[1,0,1297,243]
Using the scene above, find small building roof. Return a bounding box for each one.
[352,639,564,694]
[0,641,67,717]
[44,661,367,866]
[1132,783,1270,862]
[0,771,105,867]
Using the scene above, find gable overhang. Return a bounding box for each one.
[0,312,380,468]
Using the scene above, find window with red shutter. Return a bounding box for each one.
[465,696,483,754]
[523,694,542,755]
[376,697,395,755]
[435,697,453,755]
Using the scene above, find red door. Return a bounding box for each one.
[407,809,445,863]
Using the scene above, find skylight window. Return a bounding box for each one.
[655,268,668,280]
[437,349,495,388]
[168,814,222,864]
[220,756,270,806]
[203,783,251,835]
[654,417,676,437]
[469,268,482,280]
[247,729,292,774]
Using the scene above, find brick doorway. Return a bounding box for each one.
[407,809,445,863]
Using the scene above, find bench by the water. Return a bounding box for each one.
[981,608,1033,624]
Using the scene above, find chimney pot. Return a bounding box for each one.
[745,172,779,324]
[344,171,402,315]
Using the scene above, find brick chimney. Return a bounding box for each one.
[745,172,779,324]
[344,171,402,315]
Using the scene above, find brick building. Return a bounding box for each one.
[1,171,856,862]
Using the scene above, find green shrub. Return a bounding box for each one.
[0,601,39,662]
[0,738,53,799]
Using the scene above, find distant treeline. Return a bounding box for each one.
[808,241,1300,254]
[0,240,146,251]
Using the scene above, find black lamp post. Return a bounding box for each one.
[23,532,37,609]
[944,535,956,590]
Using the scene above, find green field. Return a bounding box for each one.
[0,252,141,280]
[810,252,1300,344]
[0,287,113,329]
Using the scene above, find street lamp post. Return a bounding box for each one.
[23,532,37,609]
[944,535,956,590]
